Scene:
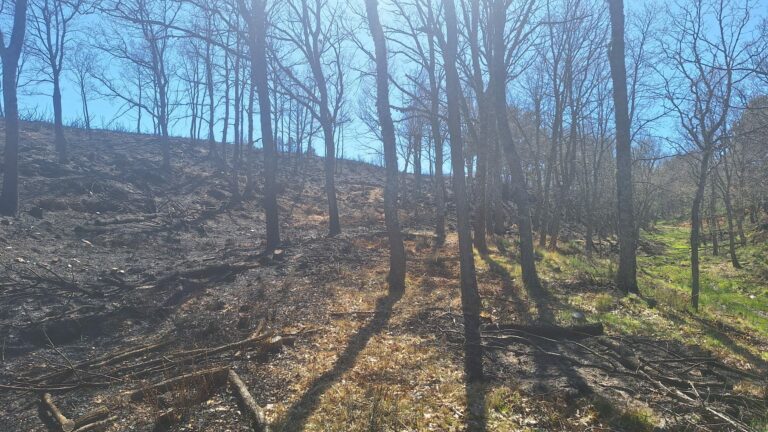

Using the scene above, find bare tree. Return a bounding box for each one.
[607,0,638,294]
[67,47,97,132]
[490,0,541,293]
[28,0,94,162]
[389,0,446,244]
[236,0,281,251]
[273,0,347,236]
[0,0,28,216]
[101,0,180,172]
[659,0,752,310]
[364,0,406,293]
[443,0,482,382]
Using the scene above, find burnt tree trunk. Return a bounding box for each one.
[205,33,217,160]
[239,0,280,251]
[0,0,27,216]
[53,70,67,162]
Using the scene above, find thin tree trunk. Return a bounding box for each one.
[222,47,230,159]
[709,178,719,256]
[53,71,67,162]
[413,130,422,196]
[239,0,280,251]
[206,37,217,160]
[444,0,483,382]
[718,166,741,269]
[690,150,712,311]
[365,0,406,294]
[490,0,541,294]
[424,3,445,245]
[322,121,341,236]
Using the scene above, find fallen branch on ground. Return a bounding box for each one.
[128,367,229,402]
[483,322,604,339]
[42,392,75,432]
[228,369,269,431]
[73,406,110,430]
[73,416,117,432]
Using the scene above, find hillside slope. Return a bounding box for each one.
[0,122,765,431]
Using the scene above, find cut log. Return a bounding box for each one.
[128,367,229,402]
[42,393,75,432]
[227,370,269,432]
[482,322,603,339]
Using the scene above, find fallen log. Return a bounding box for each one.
[482,322,603,339]
[227,370,269,432]
[93,214,160,226]
[73,406,110,429]
[42,392,75,432]
[148,261,258,291]
[73,416,116,432]
[128,367,229,402]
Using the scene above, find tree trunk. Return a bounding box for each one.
[690,150,712,311]
[607,0,638,295]
[206,38,217,160]
[413,130,422,197]
[0,54,22,215]
[444,0,483,382]
[0,0,27,216]
[321,120,341,236]
[53,71,67,163]
[79,81,91,132]
[222,48,231,158]
[424,4,445,245]
[709,178,719,256]
[490,0,541,294]
[239,0,280,251]
[365,0,406,294]
[719,169,741,269]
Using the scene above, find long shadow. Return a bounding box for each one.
[490,253,592,399]
[482,255,533,323]
[277,288,403,430]
[669,310,768,372]
[467,253,538,432]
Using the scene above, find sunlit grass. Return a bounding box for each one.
[639,224,768,339]
[479,224,767,370]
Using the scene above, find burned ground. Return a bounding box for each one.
[0,122,765,431]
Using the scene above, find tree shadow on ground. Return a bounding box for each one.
[527,281,592,397]
[484,252,592,401]
[275,287,403,431]
[482,255,532,322]
[668,309,768,372]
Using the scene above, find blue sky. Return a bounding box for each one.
[15,0,768,165]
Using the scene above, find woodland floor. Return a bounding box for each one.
[0,121,766,431]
